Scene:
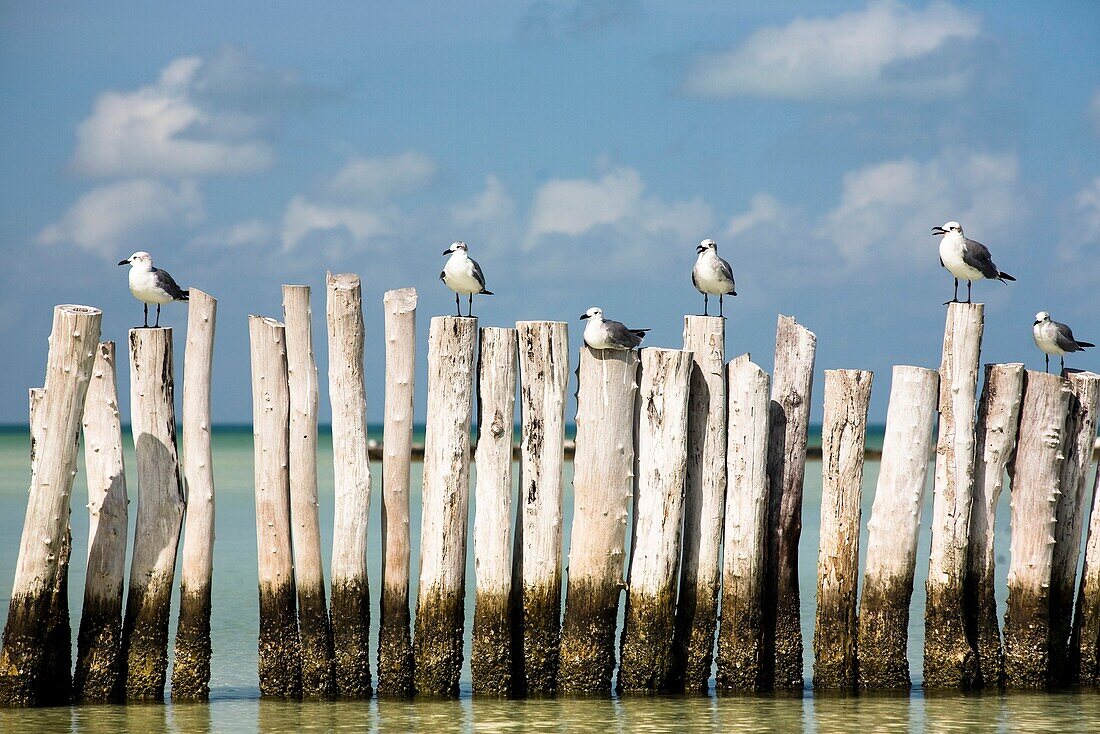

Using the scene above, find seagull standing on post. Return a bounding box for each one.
[691,239,737,317]
[118,251,189,328]
[933,221,1015,304]
[580,307,649,351]
[441,241,492,317]
[1033,311,1094,373]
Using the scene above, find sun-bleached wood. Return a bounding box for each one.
[618,348,693,693]
[857,366,939,690]
[925,302,984,689]
[558,347,639,694]
[813,369,873,690]
[716,355,770,692]
[378,287,417,697]
[1075,459,1100,685]
[472,327,517,696]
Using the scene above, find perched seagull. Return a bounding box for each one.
[118,251,189,328]
[692,238,737,317]
[580,307,649,351]
[440,241,492,317]
[1033,311,1094,373]
[933,221,1015,304]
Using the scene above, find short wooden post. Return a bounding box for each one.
[715,355,770,692]
[813,369,873,690]
[856,366,939,690]
[327,272,372,697]
[121,326,186,700]
[1074,462,1100,685]
[925,302,983,689]
[0,306,100,709]
[74,342,128,702]
[172,289,218,701]
[249,315,301,698]
[472,327,517,696]
[762,314,816,690]
[965,363,1024,690]
[670,315,726,692]
[618,348,693,693]
[413,316,477,697]
[558,347,639,694]
[511,320,569,696]
[378,287,417,697]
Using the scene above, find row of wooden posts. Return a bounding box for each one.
[1,278,1099,708]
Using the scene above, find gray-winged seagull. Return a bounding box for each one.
[933,221,1015,304]
[692,238,737,317]
[118,251,189,328]
[1033,311,1094,373]
[441,241,493,317]
[580,307,649,350]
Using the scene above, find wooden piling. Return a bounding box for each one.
[558,347,639,694]
[1074,458,1100,685]
[511,320,569,696]
[813,369,873,690]
[172,289,218,701]
[472,327,517,697]
[924,302,983,689]
[378,287,417,697]
[413,316,477,697]
[248,315,301,698]
[715,355,770,692]
[327,272,372,697]
[857,366,939,690]
[618,348,693,694]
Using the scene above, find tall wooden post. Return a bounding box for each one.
[1074,461,1100,685]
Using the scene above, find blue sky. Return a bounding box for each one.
[1,1,1098,423]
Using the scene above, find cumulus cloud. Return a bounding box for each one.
[1057,177,1100,281]
[725,194,787,238]
[325,151,437,202]
[451,175,515,227]
[189,218,275,249]
[281,196,392,252]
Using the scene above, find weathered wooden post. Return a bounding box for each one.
[121,326,186,700]
[327,272,372,697]
[74,342,128,702]
[414,315,477,697]
[0,304,100,708]
[813,369,873,690]
[558,347,639,694]
[856,366,939,690]
[472,327,517,696]
[249,315,301,698]
[762,315,816,690]
[965,363,1024,690]
[1003,370,1072,688]
[172,289,217,701]
[511,320,569,696]
[378,287,417,697]
[925,302,983,689]
[1075,464,1100,685]
[618,348,693,693]
[670,315,726,693]
[715,355,770,692]
[283,285,335,698]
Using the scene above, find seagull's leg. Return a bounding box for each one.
[944,279,959,305]
[468,294,474,318]
[155,304,161,328]
[455,292,461,317]
[703,294,709,317]
[719,295,724,318]
[1061,356,1065,373]
[966,281,972,304]
[1045,354,1050,373]
[143,303,149,328]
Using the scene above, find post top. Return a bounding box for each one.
[56,304,102,317]
[383,287,418,312]
[326,271,361,290]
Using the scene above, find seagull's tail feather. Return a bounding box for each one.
[630,328,650,338]
[481,289,494,296]
[179,290,189,301]
[730,288,738,296]
[1078,340,1095,349]
[998,271,1016,282]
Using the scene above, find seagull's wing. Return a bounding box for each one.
[470,257,491,294]
[691,269,699,291]
[1053,321,1088,352]
[716,255,737,294]
[153,268,189,300]
[961,238,1002,280]
[605,319,646,349]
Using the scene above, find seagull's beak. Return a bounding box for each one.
[118,258,129,266]
[579,313,590,320]
[931,226,946,236]
[442,248,452,255]
[695,245,705,253]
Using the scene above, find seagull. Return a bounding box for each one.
[118,251,189,328]
[692,238,737,317]
[580,307,649,351]
[1033,311,1094,373]
[933,221,1015,304]
[440,241,492,317]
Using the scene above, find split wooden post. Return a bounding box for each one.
[121,327,186,701]
[378,287,417,697]
[471,327,517,696]
[413,316,477,697]
[1074,463,1100,685]
[856,366,939,690]
[558,347,639,694]
[762,314,816,690]
[715,355,770,692]
[670,315,726,692]
[1003,370,1072,688]
[0,304,101,708]
[172,289,218,701]
[327,272,372,697]
[74,342,129,702]
[511,320,569,696]
[249,315,301,698]
[924,302,984,689]
[618,348,693,693]
[965,363,1024,690]
[283,285,335,698]
[813,369,873,690]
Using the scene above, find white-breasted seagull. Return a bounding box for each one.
[933,221,1015,304]
[118,251,189,328]
[692,238,737,317]
[441,241,493,317]
[1033,311,1094,373]
[580,306,649,351]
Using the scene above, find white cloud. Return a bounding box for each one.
[1058,177,1100,281]
[451,175,515,227]
[1090,89,1100,136]
[527,166,643,242]
[326,151,436,202]
[281,196,392,252]
[190,218,274,248]
[685,1,981,100]
[725,193,786,238]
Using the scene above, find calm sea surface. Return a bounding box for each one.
[0,427,1096,732]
